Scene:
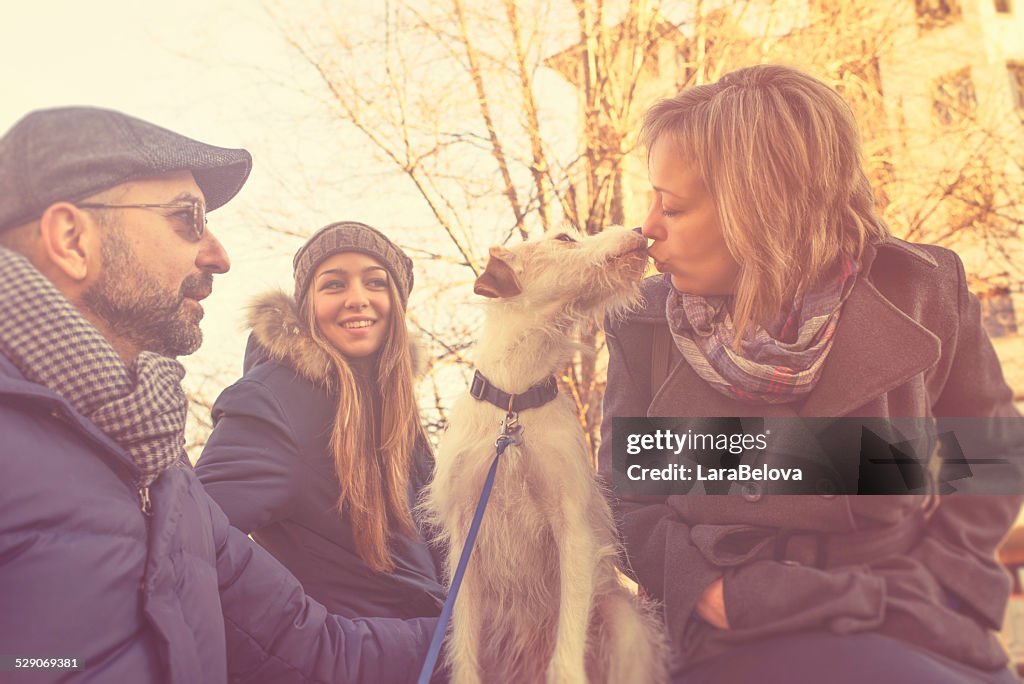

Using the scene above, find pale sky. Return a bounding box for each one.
[3,1,1022,447]
[1,0,455,411]
[1,0,587,448]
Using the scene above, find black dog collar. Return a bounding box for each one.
[469,370,559,413]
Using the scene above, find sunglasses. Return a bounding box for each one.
[77,198,207,242]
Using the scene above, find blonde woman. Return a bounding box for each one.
[196,222,444,619]
[600,65,1019,682]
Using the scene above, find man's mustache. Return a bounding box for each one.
[179,272,214,301]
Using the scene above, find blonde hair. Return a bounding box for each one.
[641,64,889,341]
[303,277,428,573]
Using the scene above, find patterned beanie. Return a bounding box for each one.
[293,221,414,309]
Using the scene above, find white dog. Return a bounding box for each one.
[423,226,668,684]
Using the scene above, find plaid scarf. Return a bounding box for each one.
[666,253,860,404]
[0,246,187,487]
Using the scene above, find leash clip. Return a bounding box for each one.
[496,406,523,448]
[496,423,524,449]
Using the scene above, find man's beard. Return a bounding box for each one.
[82,225,211,358]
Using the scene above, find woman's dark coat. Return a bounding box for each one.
[599,238,1024,672]
[196,292,445,620]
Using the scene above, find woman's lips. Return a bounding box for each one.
[338,320,378,335]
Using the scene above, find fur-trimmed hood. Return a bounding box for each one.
[245,290,425,388]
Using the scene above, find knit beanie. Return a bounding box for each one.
[293,221,414,309]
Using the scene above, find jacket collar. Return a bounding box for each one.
[247,291,337,389]
[643,238,941,418]
[0,353,141,480]
[798,273,940,416]
[0,353,60,404]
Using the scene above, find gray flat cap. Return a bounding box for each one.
[0,106,252,231]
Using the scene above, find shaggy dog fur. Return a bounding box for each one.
[423,226,668,684]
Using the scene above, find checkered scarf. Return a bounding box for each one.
[0,246,186,487]
[667,253,860,404]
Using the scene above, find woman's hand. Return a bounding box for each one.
[696,577,730,630]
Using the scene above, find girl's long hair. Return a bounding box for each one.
[303,278,427,573]
[641,64,890,343]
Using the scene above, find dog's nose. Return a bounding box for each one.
[631,226,643,234]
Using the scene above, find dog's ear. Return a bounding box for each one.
[473,247,522,299]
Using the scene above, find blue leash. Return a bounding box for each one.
[416,421,522,684]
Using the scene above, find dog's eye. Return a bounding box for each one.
[554,233,577,243]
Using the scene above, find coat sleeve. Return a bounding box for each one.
[205,485,439,683]
[195,377,300,534]
[601,319,724,649]
[913,252,1023,629]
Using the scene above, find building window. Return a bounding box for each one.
[914,0,962,29]
[1009,62,1024,111]
[979,287,1018,338]
[994,0,1011,13]
[932,67,977,126]
[836,57,885,98]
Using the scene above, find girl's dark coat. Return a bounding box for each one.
[196,292,445,619]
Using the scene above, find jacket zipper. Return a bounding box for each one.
[139,486,153,516]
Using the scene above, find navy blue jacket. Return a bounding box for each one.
[196,291,445,619]
[0,352,436,683]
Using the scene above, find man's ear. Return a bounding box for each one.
[37,202,97,282]
[473,246,522,299]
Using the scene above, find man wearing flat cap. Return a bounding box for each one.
[0,107,435,683]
